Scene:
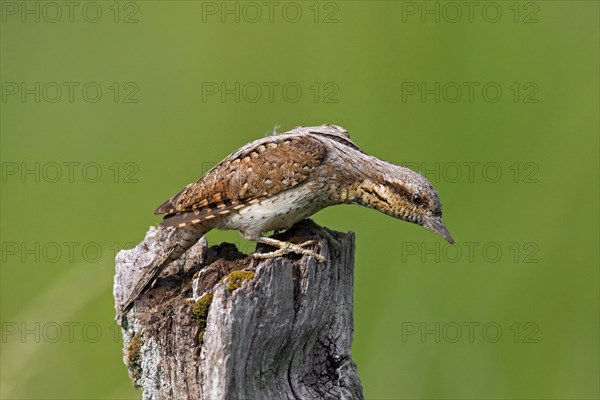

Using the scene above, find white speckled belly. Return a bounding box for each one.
[218,183,326,238]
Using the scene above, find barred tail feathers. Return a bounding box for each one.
[119,226,207,318]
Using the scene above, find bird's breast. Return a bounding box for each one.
[217,182,329,236]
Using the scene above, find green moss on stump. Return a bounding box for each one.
[192,293,213,343]
[224,270,255,292]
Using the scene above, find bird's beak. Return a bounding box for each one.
[423,214,454,244]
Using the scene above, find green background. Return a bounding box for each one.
[1,1,598,399]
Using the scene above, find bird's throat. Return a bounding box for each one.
[351,179,398,218]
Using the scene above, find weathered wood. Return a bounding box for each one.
[113,220,364,400]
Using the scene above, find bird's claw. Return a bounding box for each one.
[253,238,326,263]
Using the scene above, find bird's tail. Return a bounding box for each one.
[118,226,208,319]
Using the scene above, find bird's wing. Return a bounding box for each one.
[155,134,328,228]
[307,124,361,151]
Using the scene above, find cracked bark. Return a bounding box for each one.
[113,220,364,400]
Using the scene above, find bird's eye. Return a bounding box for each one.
[412,194,422,205]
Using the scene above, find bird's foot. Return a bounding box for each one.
[252,237,326,263]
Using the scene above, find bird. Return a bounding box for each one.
[120,124,453,316]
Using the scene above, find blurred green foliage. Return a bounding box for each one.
[1,1,598,399]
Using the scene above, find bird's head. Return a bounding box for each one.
[355,164,454,244]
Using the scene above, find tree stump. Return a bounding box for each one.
[113,220,364,400]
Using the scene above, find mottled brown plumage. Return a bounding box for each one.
[155,134,327,228]
[155,124,452,243]
[122,124,453,314]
